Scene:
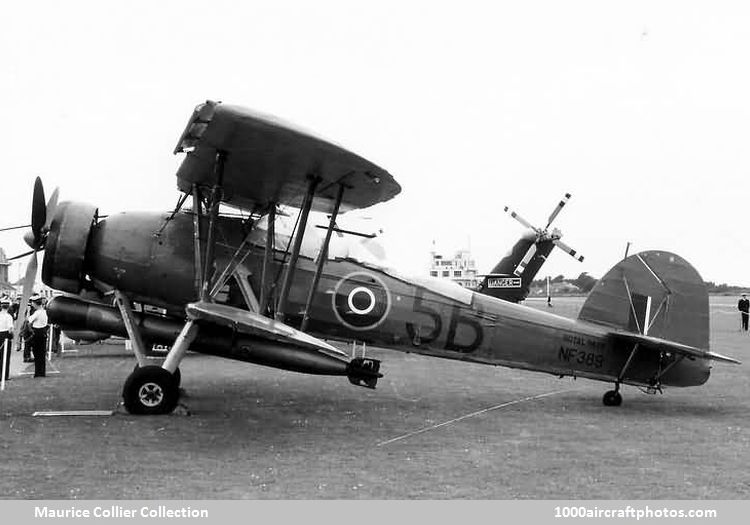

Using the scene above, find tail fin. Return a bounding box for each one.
[476,232,555,303]
[578,251,708,349]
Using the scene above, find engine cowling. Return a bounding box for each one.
[42,201,98,294]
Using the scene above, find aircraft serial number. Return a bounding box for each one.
[563,334,605,350]
[558,347,603,368]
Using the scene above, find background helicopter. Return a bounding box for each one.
[476,193,584,303]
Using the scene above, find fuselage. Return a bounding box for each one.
[51,209,711,388]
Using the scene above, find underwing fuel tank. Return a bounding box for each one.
[47,296,358,377]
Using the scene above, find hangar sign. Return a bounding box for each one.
[487,276,522,289]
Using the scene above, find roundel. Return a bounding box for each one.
[332,271,391,331]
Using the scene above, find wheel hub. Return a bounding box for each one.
[138,382,164,407]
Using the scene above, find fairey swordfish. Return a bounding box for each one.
[11,101,739,414]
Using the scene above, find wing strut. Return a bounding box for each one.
[191,184,204,297]
[300,183,345,332]
[259,205,276,316]
[208,228,255,299]
[200,151,227,301]
[275,176,320,323]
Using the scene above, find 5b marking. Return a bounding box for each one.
[405,290,483,353]
[559,347,603,368]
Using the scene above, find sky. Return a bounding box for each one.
[2,0,749,287]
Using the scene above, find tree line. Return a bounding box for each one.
[531,274,746,295]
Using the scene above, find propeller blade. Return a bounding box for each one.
[504,206,537,232]
[514,244,537,276]
[11,251,38,353]
[0,224,31,233]
[23,230,36,250]
[553,239,584,262]
[545,193,571,230]
[7,249,34,261]
[44,187,60,230]
[31,177,46,239]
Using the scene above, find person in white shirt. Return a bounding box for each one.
[27,296,48,378]
[0,297,13,381]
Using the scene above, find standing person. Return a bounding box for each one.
[738,293,750,332]
[27,295,48,378]
[8,297,30,360]
[8,297,20,320]
[12,297,33,362]
[0,297,13,381]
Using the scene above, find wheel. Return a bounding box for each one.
[602,390,623,407]
[122,365,179,415]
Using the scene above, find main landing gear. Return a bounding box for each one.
[116,291,198,415]
[602,388,623,407]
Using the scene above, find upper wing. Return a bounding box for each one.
[174,101,401,214]
[609,330,741,365]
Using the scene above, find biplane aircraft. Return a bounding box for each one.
[12,100,739,415]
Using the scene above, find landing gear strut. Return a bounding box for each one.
[602,385,623,407]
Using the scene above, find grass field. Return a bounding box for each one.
[0,296,748,499]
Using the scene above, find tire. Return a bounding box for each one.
[122,365,179,415]
[602,390,623,407]
[132,364,180,387]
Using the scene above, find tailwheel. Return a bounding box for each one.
[123,365,180,415]
[602,389,623,407]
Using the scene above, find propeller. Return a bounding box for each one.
[504,193,584,276]
[11,177,59,353]
[0,224,31,233]
[1,183,58,236]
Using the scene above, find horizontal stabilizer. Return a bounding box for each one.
[186,301,346,358]
[609,330,740,365]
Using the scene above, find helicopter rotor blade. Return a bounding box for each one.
[504,206,538,232]
[553,238,584,262]
[514,243,537,276]
[545,193,571,230]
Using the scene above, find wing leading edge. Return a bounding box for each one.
[174,100,401,214]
